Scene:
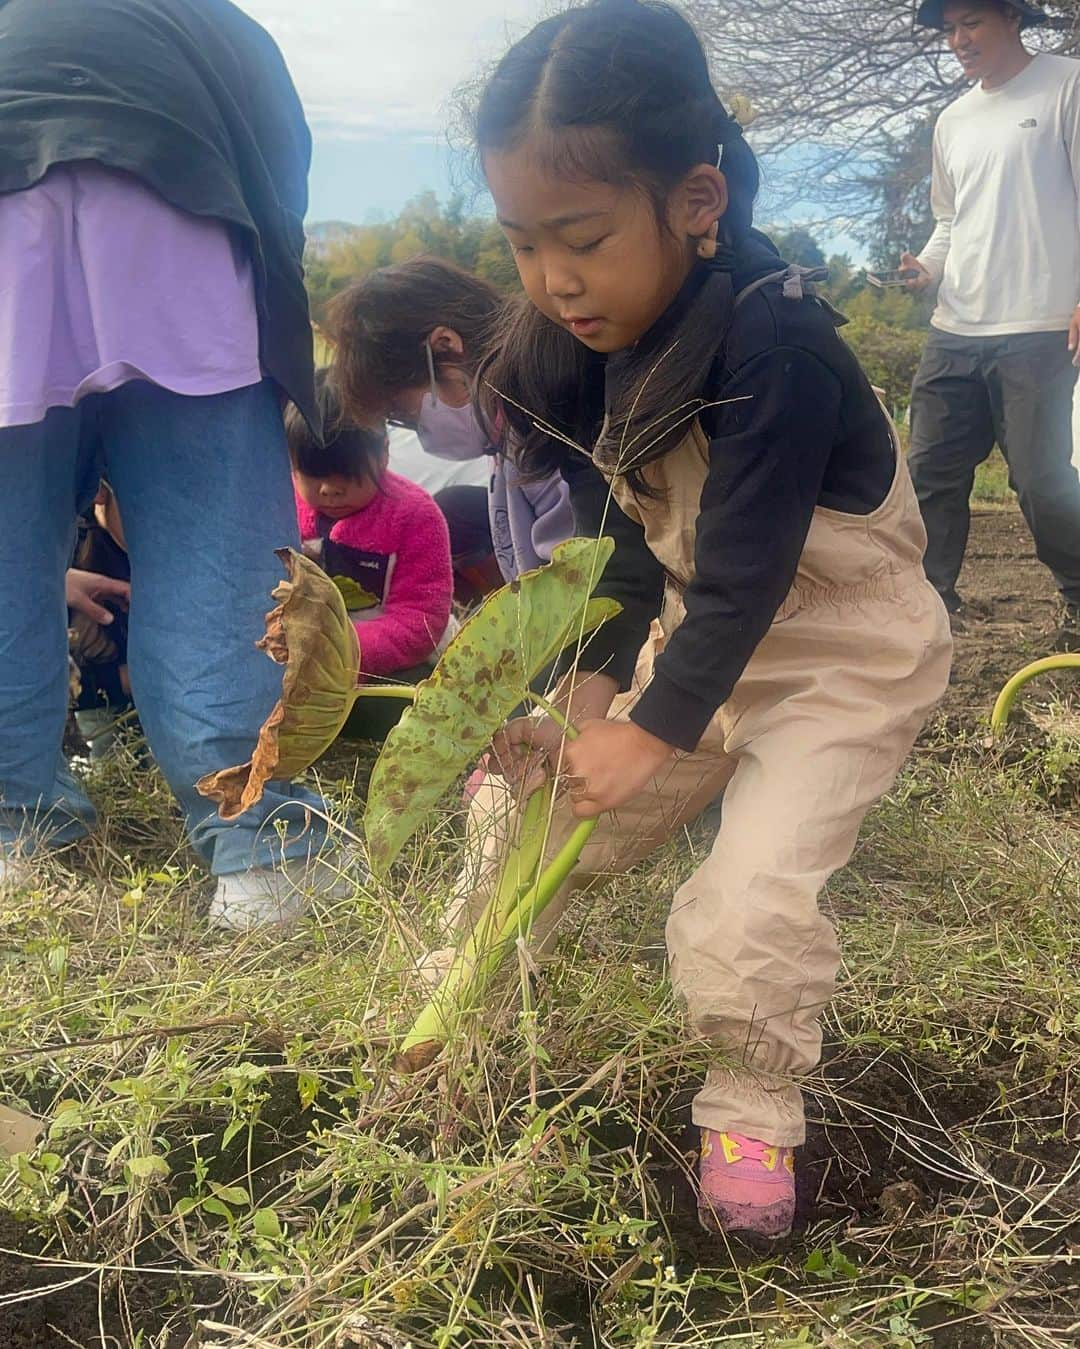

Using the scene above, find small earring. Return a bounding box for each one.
[696,220,719,260]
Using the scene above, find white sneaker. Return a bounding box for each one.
[207,849,364,931]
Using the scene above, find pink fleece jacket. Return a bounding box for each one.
[296,470,453,681]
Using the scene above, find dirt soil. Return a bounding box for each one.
[938,507,1063,721]
[1,506,1071,1348]
[0,1216,196,1349]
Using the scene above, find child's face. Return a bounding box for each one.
[486,146,696,353]
[386,366,472,431]
[293,470,381,519]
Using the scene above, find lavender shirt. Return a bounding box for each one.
[0,163,262,430]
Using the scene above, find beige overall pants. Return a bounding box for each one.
[453,422,952,1147]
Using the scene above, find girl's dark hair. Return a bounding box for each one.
[325,257,503,424]
[473,0,761,484]
[285,370,387,482]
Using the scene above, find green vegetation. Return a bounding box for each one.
[1,713,1076,1345]
[307,205,938,429]
[972,449,1015,505]
[305,191,518,316]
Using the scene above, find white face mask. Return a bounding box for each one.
[414,343,491,462]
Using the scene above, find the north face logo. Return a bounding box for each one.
[1019,118,1037,128]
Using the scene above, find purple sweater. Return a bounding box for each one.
[0,163,261,429]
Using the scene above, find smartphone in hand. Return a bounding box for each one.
[865,268,922,289]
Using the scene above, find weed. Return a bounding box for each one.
[0,717,1076,1346]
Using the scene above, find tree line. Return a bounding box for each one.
[306,197,933,415]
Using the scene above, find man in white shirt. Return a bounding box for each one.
[903,0,1080,646]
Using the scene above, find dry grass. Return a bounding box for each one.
[1,708,1077,1347]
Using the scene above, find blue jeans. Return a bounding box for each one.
[0,380,328,874]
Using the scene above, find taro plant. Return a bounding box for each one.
[199,537,621,1067]
[198,548,366,820]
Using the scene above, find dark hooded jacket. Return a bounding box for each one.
[562,232,897,749]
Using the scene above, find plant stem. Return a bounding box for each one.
[352,684,418,702]
[397,694,598,1068]
[523,691,577,739]
[496,819,597,948]
[990,654,1080,732]
[397,805,597,1067]
[397,783,553,1062]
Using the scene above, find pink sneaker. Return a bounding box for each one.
[697,1129,796,1239]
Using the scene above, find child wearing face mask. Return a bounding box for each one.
[324,256,574,583]
[451,0,953,1243]
[284,372,454,692]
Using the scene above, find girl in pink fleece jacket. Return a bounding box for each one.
[285,373,454,682]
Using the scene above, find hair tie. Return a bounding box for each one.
[727,94,757,129]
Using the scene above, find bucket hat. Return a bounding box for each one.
[916,0,1048,29]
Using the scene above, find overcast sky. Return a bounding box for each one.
[240,0,549,221]
[235,0,852,253]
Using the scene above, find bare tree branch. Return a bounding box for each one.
[686,0,1080,257]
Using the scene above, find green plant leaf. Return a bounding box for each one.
[804,1247,827,1277]
[828,1242,859,1279]
[221,1119,246,1149]
[364,537,619,874]
[297,1070,320,1111]
[197,549,362,820]
[128,1155,171,1180]
[212,1184,250,1206]
[253,1207,282,1239]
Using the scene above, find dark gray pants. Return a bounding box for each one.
[908,328,1080,609]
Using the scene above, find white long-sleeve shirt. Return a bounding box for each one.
[919,53,1080,336]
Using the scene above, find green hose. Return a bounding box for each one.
[990,654,1080,733]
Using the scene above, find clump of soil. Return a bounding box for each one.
[942,508,1065,721]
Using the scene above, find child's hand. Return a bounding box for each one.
[490,716,565,798]
[65,569,131,625]
[563,719,675,818]
[488,673,621,800]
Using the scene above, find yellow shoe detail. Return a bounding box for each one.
[719,1132,743,1164]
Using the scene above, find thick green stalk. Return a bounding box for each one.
[493,818,597,949]
[397,805,598,1069]
[990,654,1080,732]
[397,703,600,1070]
[351,684,418,703]
[397,783,552,1065]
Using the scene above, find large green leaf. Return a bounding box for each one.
[197,549,362,821]
[364,537,619,874]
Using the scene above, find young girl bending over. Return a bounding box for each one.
[325,257,573,583]
[459,0,952,1241]
[285,374,454,688]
